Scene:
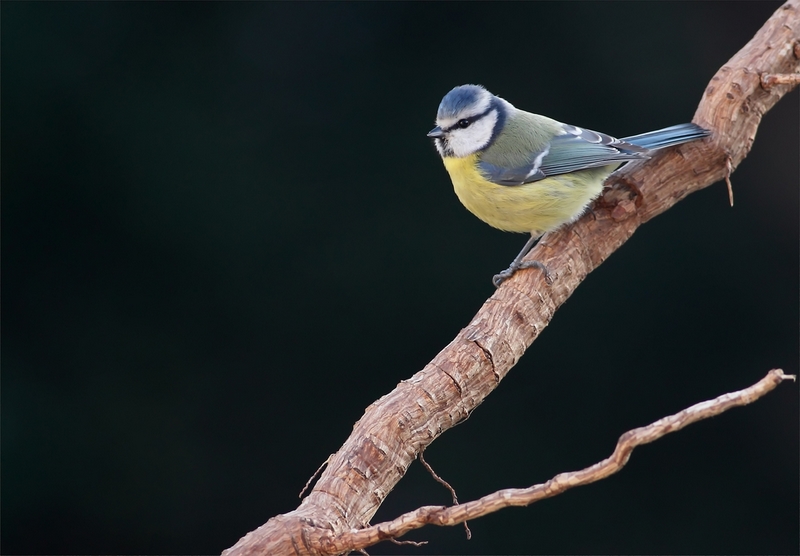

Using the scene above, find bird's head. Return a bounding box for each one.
[428,84,509,158]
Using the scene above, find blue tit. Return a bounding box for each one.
[427,84,710,286]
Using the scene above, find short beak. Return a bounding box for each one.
[427,126,444,138]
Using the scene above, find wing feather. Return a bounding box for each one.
[478,123,650,187]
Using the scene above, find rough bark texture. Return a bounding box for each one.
[224,3,799,555]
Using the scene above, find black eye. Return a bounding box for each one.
[457,119,471,129]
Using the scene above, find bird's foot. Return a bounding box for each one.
[492,260,552,288]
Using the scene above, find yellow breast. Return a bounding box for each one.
[442,155,611,235]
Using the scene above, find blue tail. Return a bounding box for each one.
[622,123,710,150]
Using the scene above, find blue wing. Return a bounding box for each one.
[478,123,705,187]
[537,125,649,175]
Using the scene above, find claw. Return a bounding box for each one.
[492,269,514,288]
[492,233,551,287]
[492,260,551,287]
[519,260,553,284]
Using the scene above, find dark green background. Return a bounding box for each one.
[3,2,797,554]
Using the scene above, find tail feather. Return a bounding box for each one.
[622,122,710,150]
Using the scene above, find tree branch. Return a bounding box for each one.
[224,3,799,555]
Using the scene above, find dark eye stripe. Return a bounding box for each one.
[442,105,494,132]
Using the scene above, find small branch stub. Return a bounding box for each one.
[725,155,735,207]
[761,72,800,88]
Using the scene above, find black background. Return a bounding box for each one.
[2,2,798,554]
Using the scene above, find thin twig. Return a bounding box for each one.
[418,450,459,504]
[299,455,332,499]
[389,538,427,547]
[418,450,472,540]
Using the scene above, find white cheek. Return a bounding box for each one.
[448,111,498,157]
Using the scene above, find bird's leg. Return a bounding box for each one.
[492,233,551,288]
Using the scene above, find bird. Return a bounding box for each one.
[427,84,709,287]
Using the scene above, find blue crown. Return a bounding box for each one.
[437,84,487,119]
